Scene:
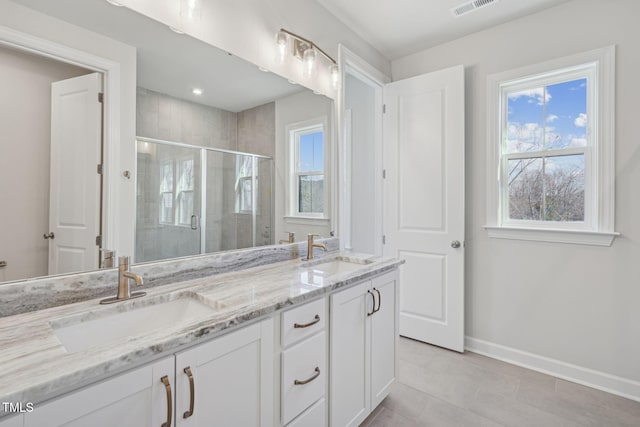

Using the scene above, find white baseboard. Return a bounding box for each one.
[465,336,640,402]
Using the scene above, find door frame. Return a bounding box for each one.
[337,45,390,255]
[0,24,121,257]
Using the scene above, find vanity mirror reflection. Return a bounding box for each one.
[0,0,335,284]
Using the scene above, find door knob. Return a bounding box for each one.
[451,240,461,249]
[43,232,55,239]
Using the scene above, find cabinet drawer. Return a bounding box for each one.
[282,298,325,347]
[282,332,326,425]
[286,398,325,427]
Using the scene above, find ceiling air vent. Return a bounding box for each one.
[452,0,499,17]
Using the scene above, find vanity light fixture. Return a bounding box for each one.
[275,28,340,87]
[192,88,203,95]
[105,0,123,6]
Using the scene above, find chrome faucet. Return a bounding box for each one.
[100,256,146,304]
[306,234,328,260]
[279,231,295,244]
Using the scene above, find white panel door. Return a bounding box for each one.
[49,73,102,275]
[383,65,465,352]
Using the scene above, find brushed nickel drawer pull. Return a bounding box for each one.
[183,367,195,419]
[294,314,320,329]
[161,375,172,427]
[294,367,321,385]
[373,288,382,313]
[366,290,375,316]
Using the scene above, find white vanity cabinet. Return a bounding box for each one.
[280,298,327,426]
[329,271,398,427]
[24,356,174,427]
[174,318,274,427]
[21,318,274,427]
[0,415,23,427]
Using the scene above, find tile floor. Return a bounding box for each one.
[361,337,640,426]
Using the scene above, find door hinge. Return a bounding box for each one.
[98,92,104,103]
[382,169,387,179]
[382,235,386,245]
[96,235,102,246]
[97,164,103,175]
[382,104,386,114]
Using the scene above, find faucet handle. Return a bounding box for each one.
[118,256,131,268]
[308,233,320,238]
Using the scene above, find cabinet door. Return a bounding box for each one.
[330,280,372,427]
[176,319,274,427]
[370,272,398,408]
[0,415,23,427]
[24,356,174,427]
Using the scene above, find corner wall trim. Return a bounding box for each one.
[464,336,640,402]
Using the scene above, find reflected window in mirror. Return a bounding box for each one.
[158,157,195,227]
[291,121,326,218]
[236,155,254,214]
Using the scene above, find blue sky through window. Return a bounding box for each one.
[299,131,323,172]
[507,78,587,153]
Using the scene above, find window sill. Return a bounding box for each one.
[483,226,619,246]
[284,216,330,224]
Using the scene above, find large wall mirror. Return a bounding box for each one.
[0,0,335,284]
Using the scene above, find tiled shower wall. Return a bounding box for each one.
[135,88,275,262]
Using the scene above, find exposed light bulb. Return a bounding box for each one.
[330,64,340,88]
[275,30,288,64]
[302,48,317,78]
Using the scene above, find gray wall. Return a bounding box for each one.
[392,0,640,385]
[135,88,275,261]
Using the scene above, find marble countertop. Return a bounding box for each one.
[0,252,402,412]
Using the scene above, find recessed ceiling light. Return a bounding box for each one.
[258,66,269,73]
[192,88,203,95]
[105,0,123,6]
[169,26,185,34]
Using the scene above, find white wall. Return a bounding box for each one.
[0,46,89,282]
[115,0,390,97]
[392,0,640,392]
[275,91,333,242]
[0,0,137,260]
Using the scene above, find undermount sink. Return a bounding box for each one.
[302,256,373,280]
[51,293,221,353]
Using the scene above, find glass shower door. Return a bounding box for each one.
[136,141,202,262]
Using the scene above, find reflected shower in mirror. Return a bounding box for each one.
[136,138,273,262]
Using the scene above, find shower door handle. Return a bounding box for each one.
[190,215,199,230]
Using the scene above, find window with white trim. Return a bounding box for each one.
[290,122,326,218]
[485,47,617,246]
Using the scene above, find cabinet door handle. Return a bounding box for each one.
[161,375,173,427]
[294,367,321,385]
[183,367,195,419]
[373,288,382,313]
[294,314,320,329]
[367,290,376,316]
